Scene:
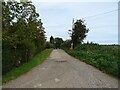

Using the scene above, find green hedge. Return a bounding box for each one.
[2,40,45,75]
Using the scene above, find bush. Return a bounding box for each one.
[2,43,15,74]
[46,42,55,49]
[64,45,119,78]
[61,40,71,49]
[2,39,45,75]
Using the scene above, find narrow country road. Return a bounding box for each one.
[3,49,118,88]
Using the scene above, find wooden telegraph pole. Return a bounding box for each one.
[71,18,74,49]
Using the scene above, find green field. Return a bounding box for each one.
[64,44,119,78]
[3,49,52,84]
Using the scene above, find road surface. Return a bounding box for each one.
[3,49,118,88]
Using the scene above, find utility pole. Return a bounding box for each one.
[71,18,74,49]
[72,18,74,30]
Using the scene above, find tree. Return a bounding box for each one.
[61,39,71,48]
[50,36,54,44]
[2,0,46,74]
[54,38,63,49]
[69,19,89,49]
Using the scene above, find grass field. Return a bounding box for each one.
[64,44,119,78]
[3,49,52,84]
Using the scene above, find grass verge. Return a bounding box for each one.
[3,49,52,84]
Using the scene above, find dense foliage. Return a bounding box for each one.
[54,38,63,49]
[64,44,119,77]
[3,49,52,83]
[46,42,55,49]
[2,1,46,74]
[61,40,71,49]
[47,36,63,49]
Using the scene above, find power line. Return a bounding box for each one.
[46,9,119,30]
[89,25,118,29]
[82,9,119,19]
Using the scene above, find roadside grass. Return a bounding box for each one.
[3,49,52,84]
[64,45,119,78]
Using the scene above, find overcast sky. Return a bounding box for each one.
[32,0,119,44]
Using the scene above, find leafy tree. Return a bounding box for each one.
[50,36,54,44]
[61,40,71,48]
[69,19,89,49]
[46,42,55,49]
[2,0,46,74]
[54,38,63,49]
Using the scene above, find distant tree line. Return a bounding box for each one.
[47,18,89,50]
[2,1,46,74]
[46,36,63,49]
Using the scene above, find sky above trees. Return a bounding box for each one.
[32,1,119,44]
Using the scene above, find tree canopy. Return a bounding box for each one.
[2,0,46,74]
[69,19,89,48]
[50,36,54,44]
[54,37,63,49]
